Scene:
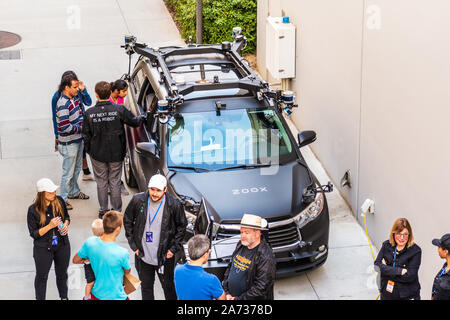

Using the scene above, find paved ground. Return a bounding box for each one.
[0,0,379,300]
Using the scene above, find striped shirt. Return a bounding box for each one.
[56,93,83,145]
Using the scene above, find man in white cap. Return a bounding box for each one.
[222,213,276,300]
[123,173,187,300]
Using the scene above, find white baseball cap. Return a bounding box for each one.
[36,178,59,193]
[148,174,167,190]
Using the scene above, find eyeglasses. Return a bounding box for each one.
[395,233,409,238]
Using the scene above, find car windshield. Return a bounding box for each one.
[167,108,296,171]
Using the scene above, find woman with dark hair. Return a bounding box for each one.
[52,70,94,187]
[27,178,71,300]
[109,79,128,105]
[431,233,450,300]
[374,218,422,300]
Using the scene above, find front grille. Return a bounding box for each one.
[267,222,299,248]
[215,222,300,249]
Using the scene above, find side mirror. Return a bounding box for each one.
[297,131,317,148]
[136,141,158,159]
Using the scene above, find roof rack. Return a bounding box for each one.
[121,28,297,117]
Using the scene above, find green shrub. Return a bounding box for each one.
[164,0,257,54]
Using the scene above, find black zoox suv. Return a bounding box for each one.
[121,31,332,280]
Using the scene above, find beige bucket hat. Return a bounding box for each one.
[240,214,268,230]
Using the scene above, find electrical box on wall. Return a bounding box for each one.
[266,16,296,80]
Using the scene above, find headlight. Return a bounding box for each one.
[293,192,324,229]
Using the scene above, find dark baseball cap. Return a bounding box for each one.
[432,234,450,250]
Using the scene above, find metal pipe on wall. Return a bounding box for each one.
[196,0,203,44]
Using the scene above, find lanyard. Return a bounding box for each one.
[148,194,164,226]
[439,267,446,278]
[393,247,398,267]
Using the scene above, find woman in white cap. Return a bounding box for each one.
[27,178,71,300]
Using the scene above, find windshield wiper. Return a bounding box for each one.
[168,166,210,173]
[213,162,272,172]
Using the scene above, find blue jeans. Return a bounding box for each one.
[58,142,83,201]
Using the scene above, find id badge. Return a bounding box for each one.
[146,232,153,243]
[386,280,395,293]
[52,235,58,246]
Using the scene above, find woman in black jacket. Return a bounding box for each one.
[27,178,71,300]
[374,218,422,300]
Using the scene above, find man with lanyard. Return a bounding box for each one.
[124,174,187,300]
[222,214,276,300]
[431,234,450,300]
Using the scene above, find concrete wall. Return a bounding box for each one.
[257,0,450,298]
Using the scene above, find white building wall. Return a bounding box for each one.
[257,0,450,298]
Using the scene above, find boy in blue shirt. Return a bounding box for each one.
[174,235,225,300]
[73,211,131,300]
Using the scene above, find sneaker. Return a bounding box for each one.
[98,209,109,219]
[82,173,95,181]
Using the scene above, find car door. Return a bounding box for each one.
[126,64,152,190]
[134,77,162,189]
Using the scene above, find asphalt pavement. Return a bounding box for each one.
[0,0,379,300]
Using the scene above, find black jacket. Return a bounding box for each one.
[222,238,276,300]
[432,263,450,300]
[27,196,70,249]
[123,191,187,267]
[82,100,143,163]
[374,240,422,299]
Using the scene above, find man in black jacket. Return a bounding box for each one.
[222,214,276,300]
[123,174,187,300]
[82,81,144,217]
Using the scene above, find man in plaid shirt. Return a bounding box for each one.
[55,73,90,209]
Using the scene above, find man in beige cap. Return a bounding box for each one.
[123,173,187,300]
[222,214,276,300]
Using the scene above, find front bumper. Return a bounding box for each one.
[183,195,330,281]
[202,197,330,281]
[203,244,328,281]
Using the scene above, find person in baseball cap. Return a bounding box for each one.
[432,234,450,250]
[147,174,167,203]
[431,234,450,300]
[123,173,187,300]
[27,178,71,300]
[36,178,59,193]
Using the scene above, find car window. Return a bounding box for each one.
[183,88,251,100]
[170,64,241,84]
[146,96,160,143]
[142,85,155,114]
[131,67,146,96]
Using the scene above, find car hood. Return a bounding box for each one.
[169,161,313,223]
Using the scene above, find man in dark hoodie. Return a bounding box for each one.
[222,214,276,300]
